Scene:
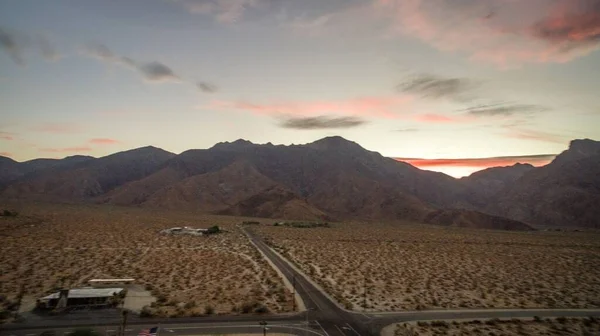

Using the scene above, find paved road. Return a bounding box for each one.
[3,226,600,336]
[241,227,600,335]
[242,227,370,336]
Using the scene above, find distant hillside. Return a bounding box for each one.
[488,139,600,228]
[424,209,535,231]
[218,185,330,221]
[0,155,94,191]
[3,147,174,200]
[461,163,535,207]
[2,137,597,230]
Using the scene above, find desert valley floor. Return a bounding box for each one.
[1,202,600,320]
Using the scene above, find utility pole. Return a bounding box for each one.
[119,310,128,336]
[259,321,268,336]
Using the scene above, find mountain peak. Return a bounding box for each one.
[211,139,255,151]
[568,138,600,154]
[553,138,600,165]
[308,136,364,151]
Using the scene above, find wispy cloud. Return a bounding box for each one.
[137,62,179,82]
[89,138,120,145]
[32,123,84,134]
[172,0,267,23]
[279,116,368,130]
[0,27,61,66]
[397,73,478,103]
[0,131,14,140]
[505,128,568,144]
[39,146,93,153]
[393,128,419,132]
[376,0,600,66]
[197,81,218,93]
[459,102,548,117]
[83,44,179,83]
[413,113,469,123]
[36,34,60,61]
[206,96,413,119]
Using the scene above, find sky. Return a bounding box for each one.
[1,0,599,177]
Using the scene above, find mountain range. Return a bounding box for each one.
[1,137,598,230]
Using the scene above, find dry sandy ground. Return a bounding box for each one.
[256,222,600,311]
[0,203,293,317]
[392,317,600,336]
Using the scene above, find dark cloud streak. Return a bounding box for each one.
[459,102,548,117]
[83,44,179,83]
[397,73,477,102]
[0,27,61,65]
[279,116,368,129]
[197,81,218,93]
[0,27,25,65]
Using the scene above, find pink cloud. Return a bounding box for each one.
[39,146,93,153]
[0,152,12,157]
[375,0,600,66]
[89,138,120,145]
[0,131,14,140]
[32,123,84,134]
[206,96,413,119]
[412,113,471,123]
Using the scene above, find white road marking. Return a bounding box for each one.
[315,320,330,336]
[345,323,362,336]
[334,324,346,336]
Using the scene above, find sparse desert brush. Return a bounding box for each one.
[256,222,600,311]
[395,317,600,336]
[0,203,292,314]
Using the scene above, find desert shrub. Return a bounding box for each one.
[140,306,153,318]
[486,318,501,326]
[156,294,167,304]
[0,309,11,320]
[1,210,18,217]
[254,305,269,314]
[430,321,449,328]
[206,226,221,234]
[204,305,215,315]
[240,302,256,314]
[184,301,196,309]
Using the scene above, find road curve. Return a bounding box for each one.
[242,226,600,335]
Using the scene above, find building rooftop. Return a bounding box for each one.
[41,288,124,300]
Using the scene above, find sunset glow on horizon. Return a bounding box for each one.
[396,155,556,177]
